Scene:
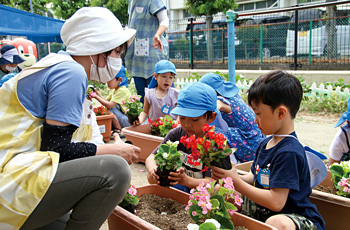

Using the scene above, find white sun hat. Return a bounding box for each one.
[61,7,136,56]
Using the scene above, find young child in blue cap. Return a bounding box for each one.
[199,73,265,163]
[134,60,178,125]
[329,98,350,166]
[212,70,325,230]
[145,81,232,193]
[92,65,131,131]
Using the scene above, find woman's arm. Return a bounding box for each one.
[152,9,168,52]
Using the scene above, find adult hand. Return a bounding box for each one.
[152,34,163,52]
[113,133,140,164]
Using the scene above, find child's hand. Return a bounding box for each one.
[94,89,101,97]
[132,118,141,126]
[211,164,239,183]
[148,167,160,185]
[168,168,186,186]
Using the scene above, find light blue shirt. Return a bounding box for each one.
[17,51,87,127]
[125,0,168,79]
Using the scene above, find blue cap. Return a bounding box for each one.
[115,65,128,88]
[154,60,177,75]
[199,73,239,98]
[334,98,350,128]
[171,82,228,132]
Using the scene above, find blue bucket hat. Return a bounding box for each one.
[171,82,228,132]
[334,98,350,128]
[149,60,177,89]
[0,45,25,65]
[199,73,239,98]
[115,65,128,87]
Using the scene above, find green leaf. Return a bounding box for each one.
[215,216,234,229]
[198,222,216,230]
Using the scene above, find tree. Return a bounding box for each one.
[1,0,49,16]
[90,0,128,25]
[50,0,91,20]
[184,0,236,61]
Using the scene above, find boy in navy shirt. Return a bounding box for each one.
[212,70,325,230]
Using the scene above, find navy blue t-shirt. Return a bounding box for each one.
[251,132,325,230]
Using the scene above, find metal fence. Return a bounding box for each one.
[167,1,350,70]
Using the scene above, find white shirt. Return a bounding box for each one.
[329,124,350,161]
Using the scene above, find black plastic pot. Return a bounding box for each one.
[156,166,176,187]
[211,156,232,170]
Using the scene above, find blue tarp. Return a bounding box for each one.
[0,4,64,43]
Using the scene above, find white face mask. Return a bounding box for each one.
[5,66,16,72]
[89,56,122,83]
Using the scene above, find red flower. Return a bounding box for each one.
[203,140,211,150]
[201,166,209,172]
[202,124,211,132]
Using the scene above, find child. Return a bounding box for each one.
[199,73,265,163]
[329,98,350,166]
[145,82,231,193]
[135,60,178,125]
[92,65,131,131]
[211,70,325,230]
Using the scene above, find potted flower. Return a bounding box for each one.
[148,115,180,137]
[180,124,233,172]
[329,160,350,197]
[186,178,243,229]
[118,185,139,215]
[94,105,114,143]
[120,116,179,164]
[121,95,143,124]
[108,184,278,230]
[154,140,183,186]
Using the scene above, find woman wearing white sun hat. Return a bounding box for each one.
[0,7,140,230]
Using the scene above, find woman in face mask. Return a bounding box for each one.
[0,7,141,230]
[0,44,25,81]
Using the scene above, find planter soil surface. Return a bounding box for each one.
[136,193,247,230]
[313,184,337,195]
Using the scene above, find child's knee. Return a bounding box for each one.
[266,214,296,230]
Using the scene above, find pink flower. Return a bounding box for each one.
[228,209,237,215]
[192,211,197,216]
[121,99,125,105]
[128,185,137,196]
[234,194,243,206]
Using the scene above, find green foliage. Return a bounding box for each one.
[300,94,348,113]
[184,0,237,17]
[50,0,90,19]
[330,161,350,197]
[149,115,180,137]
[90,0,128,25]
[122,95,143,117]
[119,185,139,206]
[3,0,50,16]
[154,141,183,171]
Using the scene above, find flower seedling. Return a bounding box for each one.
[186,178,243,229]
[121,95,143,118]
[180,124,233,172]
[148,115,180,137]
[118,184,139,214]
[154,140,183,186]
[330,160,350,197]
[86,85,96,101]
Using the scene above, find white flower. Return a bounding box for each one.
[204,219,221,229]
[163,152,168,159]
[187,223,199,230]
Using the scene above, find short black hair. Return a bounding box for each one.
[247,70,303,119]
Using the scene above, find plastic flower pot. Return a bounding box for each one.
[156,166,176,187]
[96,113,114,143]
[310,170,350,230]
[235,161,350,229]
[108,184,278,230]
[121,124,163,163]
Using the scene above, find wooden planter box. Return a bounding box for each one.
[96,113,114,143]
[108,184,277,230]
[235,161,350,230]
[121,124,163,163]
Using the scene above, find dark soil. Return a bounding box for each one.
[135,194,248,230]
[313,184,337,195]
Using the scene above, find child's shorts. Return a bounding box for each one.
[241,196,316,230]
[109,106,129,128]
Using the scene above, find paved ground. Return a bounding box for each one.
[100,111,340,230]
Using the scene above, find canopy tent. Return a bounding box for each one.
[0,4,64,43]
